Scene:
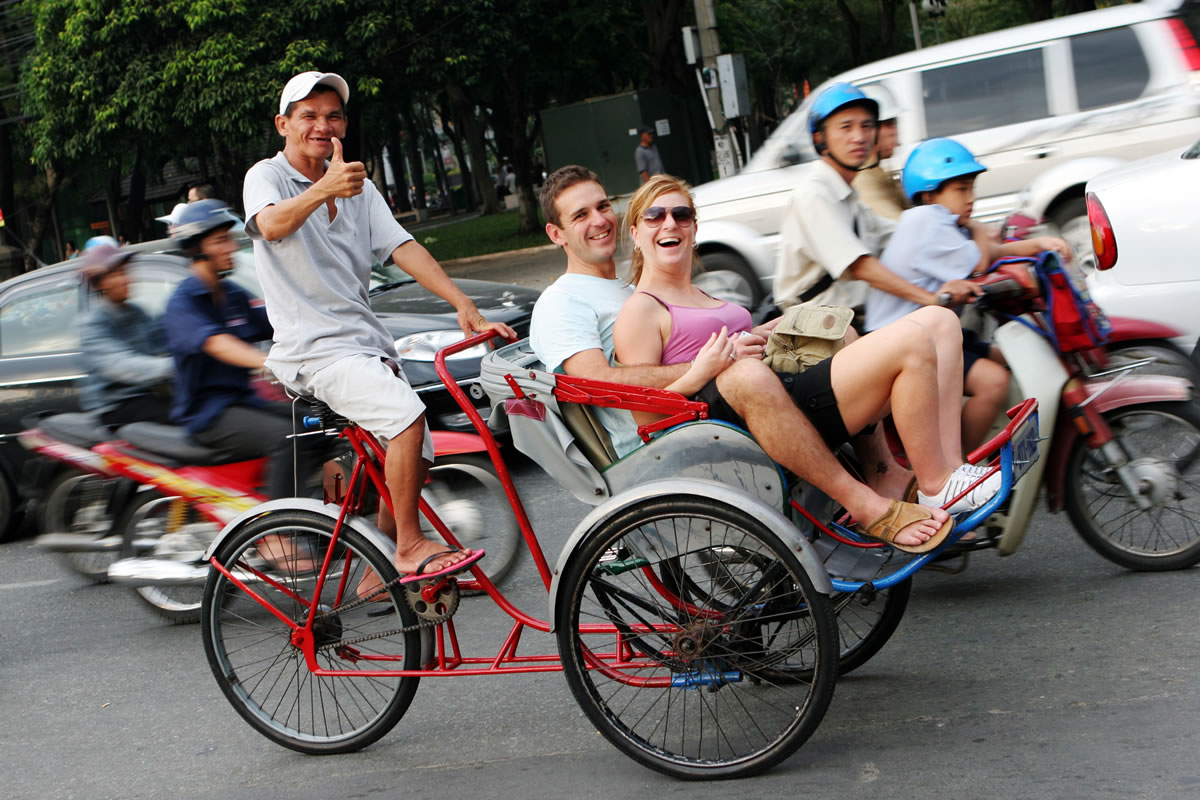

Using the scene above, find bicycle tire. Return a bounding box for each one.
[202,510,422,753]
[556,496,838,779]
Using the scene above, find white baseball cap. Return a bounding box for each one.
[155,202,188,226]
[278,71,350,116]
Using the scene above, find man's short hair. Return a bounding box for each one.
[188,183,215,201]
[539,165,601,228]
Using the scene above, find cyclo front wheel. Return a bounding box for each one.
[202,510,422,754]
[556,496,838,779]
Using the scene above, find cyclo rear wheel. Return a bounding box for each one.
[556,496,838,779]
[201,511,422,754]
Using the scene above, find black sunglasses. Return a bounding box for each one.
[641,205,695,227]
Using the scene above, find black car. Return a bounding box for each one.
[0,240,537,537]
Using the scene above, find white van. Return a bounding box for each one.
[693,0,1200,306]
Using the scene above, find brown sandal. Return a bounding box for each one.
[854,499,953,554]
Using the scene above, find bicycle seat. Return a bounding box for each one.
[40,412,113,449]
[115,422,243,467]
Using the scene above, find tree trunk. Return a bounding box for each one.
[422,102,454,214]
[1029,0,1054,21]
[105,170,122,241]
[641,0,690,94]
[26,164,62,270]
[834,0,863,65]
[447,83,500,216]
[388,126,412,213]
[399,102,427,211]
[126,149,147,243]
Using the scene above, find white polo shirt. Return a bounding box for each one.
[774,158,894,310]
[243,152,412,382]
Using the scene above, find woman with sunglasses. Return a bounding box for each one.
[613,175,1001,551]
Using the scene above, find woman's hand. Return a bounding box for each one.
[667,327,735,396]
[687,327,736,382]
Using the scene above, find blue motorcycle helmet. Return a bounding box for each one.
[172,199,241,252]
[901,138,987,202]
[807,82,879,154]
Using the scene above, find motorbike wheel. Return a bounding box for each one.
[41,471,120,583]
[1064,401,1200,571]
[556,496,838,779]
[120,492,216,624]
[425,454,521,590]
[202,510,421,754]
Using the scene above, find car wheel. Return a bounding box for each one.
[0,475,14,542]
[693,251,762,309]
[1051,197,1093,275]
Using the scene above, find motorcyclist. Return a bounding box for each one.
[774,82,980,314]
[78,244,174,427]
[162,199,325,499]
[852,83,907,221]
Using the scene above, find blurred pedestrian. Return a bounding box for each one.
[188,183,215,203]
[635,125,665,184]
[64,240,79,260]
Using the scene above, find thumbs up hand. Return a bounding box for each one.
[320,137,366,198]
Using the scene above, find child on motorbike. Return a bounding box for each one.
[865,137,1072,450]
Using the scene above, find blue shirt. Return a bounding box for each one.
[163,274,272,433]
[865,203,982,331]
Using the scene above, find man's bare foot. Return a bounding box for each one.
[850,494,950,548]
[394,537,474,577]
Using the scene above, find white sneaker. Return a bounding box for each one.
[918,464,1002,515]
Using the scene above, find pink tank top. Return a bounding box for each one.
[640,291,753,365]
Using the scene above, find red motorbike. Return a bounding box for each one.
[27,409,518,622]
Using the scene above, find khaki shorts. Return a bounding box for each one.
[284,353,434,464]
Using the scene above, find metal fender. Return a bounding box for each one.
[431,429,488,456]
[1021,156,1126,220]
[200,497,396,564]
[1045,375,1193,510]
[695,219,776,285]
[546,478,833,631]
[1105,317,1183,343]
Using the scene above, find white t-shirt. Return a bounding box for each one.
[866,203,981,331]
[774,159,894,310]
[529,273,641,457]
[243,152,412,381]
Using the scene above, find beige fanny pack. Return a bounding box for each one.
[761,304,854,374]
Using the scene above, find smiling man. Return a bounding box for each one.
[242,71,512,582]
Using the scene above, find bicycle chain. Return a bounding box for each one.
[315,576,458,652]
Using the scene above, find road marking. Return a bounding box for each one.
[0,578,61,590]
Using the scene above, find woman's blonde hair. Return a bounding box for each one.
[625,174,701,285]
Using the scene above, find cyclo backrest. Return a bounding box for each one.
[481,339,784,510]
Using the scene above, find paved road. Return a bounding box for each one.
[442,244,565,292]
[2,456,1198,800]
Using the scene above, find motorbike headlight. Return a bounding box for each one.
[393,330,490,361]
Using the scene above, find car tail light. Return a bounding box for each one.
[1086,192,1117,271]
[1168,17,1200,71]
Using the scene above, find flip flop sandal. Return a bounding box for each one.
[853,499,953,555]
[398,548,486,586]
